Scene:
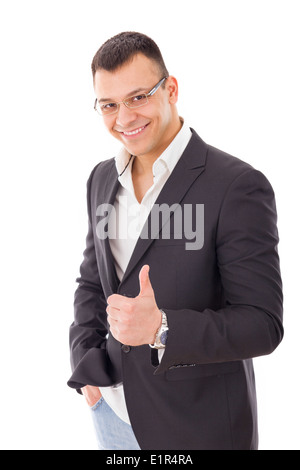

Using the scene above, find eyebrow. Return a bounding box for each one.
[98,87,148,103]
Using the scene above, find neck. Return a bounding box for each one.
[132,117,182,177]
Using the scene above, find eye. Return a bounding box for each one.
[127,94,147,108]
[102,102,118,111]
[132,95,145,102]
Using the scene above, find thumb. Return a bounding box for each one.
[138,265,154,297]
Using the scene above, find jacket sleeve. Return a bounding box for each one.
[67,165,111,391]
[153,169,284,374]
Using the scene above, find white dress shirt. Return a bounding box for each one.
[100,119,192,424]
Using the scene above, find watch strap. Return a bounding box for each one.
[149,309,169,349]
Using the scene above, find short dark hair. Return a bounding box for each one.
[91,31,169,79]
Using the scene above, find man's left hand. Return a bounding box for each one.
[106,265,162,346]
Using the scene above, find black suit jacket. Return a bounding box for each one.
[68,130,283,450]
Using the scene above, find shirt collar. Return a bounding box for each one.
[152,118,192,177]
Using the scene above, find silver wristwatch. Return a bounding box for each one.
[149,310,169,349]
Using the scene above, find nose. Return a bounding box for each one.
[115,102,139,128]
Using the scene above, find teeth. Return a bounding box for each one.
[123,126,145,136]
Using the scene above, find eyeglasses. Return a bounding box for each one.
[94,77,167,116]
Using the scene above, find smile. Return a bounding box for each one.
[121,124,149,137]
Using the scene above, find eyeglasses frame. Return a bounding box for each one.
[94,76,168,116]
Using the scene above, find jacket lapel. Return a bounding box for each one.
[120,129,208,286]
[99,163,121,294]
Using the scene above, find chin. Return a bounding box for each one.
[121,140,149,156]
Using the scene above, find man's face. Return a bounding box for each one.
[93,53,178,159]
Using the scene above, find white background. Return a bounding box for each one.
[0,0,299,450]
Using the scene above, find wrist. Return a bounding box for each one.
[151,308,163,344]
[150,309,169,349]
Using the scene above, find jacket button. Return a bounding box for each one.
[121,344,131,353]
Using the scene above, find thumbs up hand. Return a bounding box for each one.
[138,264,154,298]
[106,265,162,346]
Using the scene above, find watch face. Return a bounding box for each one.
[161,330,168,345]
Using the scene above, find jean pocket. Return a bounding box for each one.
[90,396,104,411]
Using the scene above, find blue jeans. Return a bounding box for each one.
[90,397,141,450]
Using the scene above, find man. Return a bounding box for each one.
[68,32,283,450]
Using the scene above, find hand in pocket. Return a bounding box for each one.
[82,385,102,407]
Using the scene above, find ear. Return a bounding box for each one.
[166,76,179,104]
